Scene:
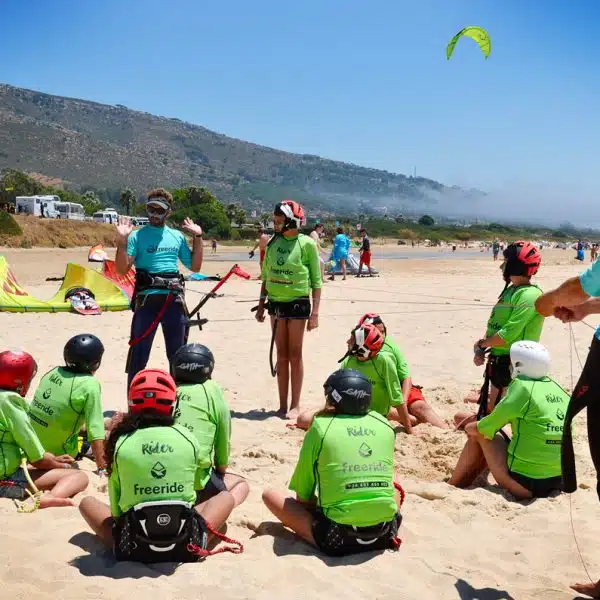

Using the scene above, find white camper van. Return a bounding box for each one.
[55,201,85,220]
[92,208,119,224]
[15,195,60,218]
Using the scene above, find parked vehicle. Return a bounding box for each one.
[92,208,119,224]
[55,201,85,220]
[15,195,60,218]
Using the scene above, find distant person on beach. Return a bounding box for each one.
[211,239,217,254]
[263,369,403,557]
[0,351,89,509]
[249,228,271,269]
[309,223,326,281]
[357,229,373,277]
[449,341,568,499]
[329,227,350,281]
[254,201,322,419]
[114,188,204,388]
[492,239,500,261]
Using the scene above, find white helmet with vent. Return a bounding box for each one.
[510,341,550,380]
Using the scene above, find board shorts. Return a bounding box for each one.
[312,510,402,557]
[488,354,512,390]
[195,470,227,504]
[359,251,372,266]
[406,385,426,407]
[508,471,562,498]
[0,468,29,500]
[267,297,311,320]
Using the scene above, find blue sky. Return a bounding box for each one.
[1,0,599,205]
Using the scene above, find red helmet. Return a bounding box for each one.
[0,350,38,397]
[274,200,305,230]
[351,323,384,359]
[128,368,178,417]
[503,241,541,278]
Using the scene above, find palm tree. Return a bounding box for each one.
[226,203,238,226]
[120,188,136,215]
[234,207,246,228]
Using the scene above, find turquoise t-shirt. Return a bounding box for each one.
[580,260,600,339]
[127,225,192,295]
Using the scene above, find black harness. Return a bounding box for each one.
[113,501,207,563]
[131,270,186,310]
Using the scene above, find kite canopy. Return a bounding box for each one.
[0,255,130,313]
[446,26,491,60]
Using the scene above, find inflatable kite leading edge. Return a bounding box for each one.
[0,255,130,313]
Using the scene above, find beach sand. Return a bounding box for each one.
[0,244,598,600]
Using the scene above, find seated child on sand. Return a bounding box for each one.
[358,313,447,429]
[448,341,567,499]
[263,369,404,556]
[29,334,108,475]
[79,369,239,561]
[171,343,249,510]
[296,323,412,433]
[0,351,89,508]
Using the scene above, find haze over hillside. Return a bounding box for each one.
[0,83,489,218]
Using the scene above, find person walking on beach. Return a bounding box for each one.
[309,223,326,281]
[114,188,204,388]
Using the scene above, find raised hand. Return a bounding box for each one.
[182,217,203,237]
[115,215,134,244]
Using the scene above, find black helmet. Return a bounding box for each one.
[64,334,104,373]
[171,344,214,384]
[324,369,372,416]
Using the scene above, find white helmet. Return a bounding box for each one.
[510,341,550,380]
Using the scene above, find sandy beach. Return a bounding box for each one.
[0,244,598,600]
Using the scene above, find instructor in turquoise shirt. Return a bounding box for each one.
[114,188,204,387]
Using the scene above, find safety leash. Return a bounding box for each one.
[187,521,244,558]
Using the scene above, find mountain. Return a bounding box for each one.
[0,83,484,215]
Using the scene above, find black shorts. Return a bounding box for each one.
[311,511,402,557]
[267,297,311,320]
[195,470,227,504]
[509,471,562,498]
[489,355,512,390]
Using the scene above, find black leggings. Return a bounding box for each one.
[562,336,600,499]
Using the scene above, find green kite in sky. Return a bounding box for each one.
[446,26,491,60]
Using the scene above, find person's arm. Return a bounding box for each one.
[535,268,600,317]
[108,463,122,517]
[83,381,107,471]
[476,383,525,440]
[401,377,413,405]
[179,219,204,272]
[383,355,412,433]
[213,388,231,473]
[115,217,135,275]
[5,395,67,469]
[306,242,322,330]
[289,424,320,505]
